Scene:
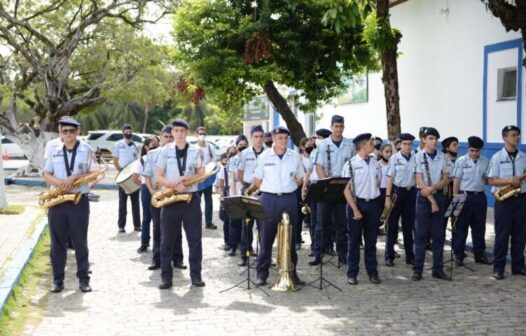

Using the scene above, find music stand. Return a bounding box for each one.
[443,194,474,278]
[306,177,349,291]
[219,196,270,296]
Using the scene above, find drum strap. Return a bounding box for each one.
[63,141,79,177]
[176,144,189,176]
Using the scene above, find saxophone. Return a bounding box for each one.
[325,145,332,178]
[493,172,526,201]
[151,162,219,208]
[272,212,297,292]
[39,166,107,209]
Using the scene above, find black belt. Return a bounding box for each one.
[461,190,485,195]
[356,196,379,202]
[394,185,415,191]
[262,191,295,196]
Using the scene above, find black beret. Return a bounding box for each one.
[235,134,248,145]
[467,136,484,149]
[353,133,372,145]
[502,125,521,135]
[331,114,344,124]
[423,127,440,139]
[264,132,272,138]
[251,125,264,134]
[371,136,382,142]
[441,136,459,149]
[58,116,80,128]
[160,125,172,134]
[272,126,291,136]
[399,133,415,141]
[171,119,189,129]
[394,138,402,145]
[122,123,132,131]
[418,126,428,138]
[315,128,332,139]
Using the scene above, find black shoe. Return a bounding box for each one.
[173,262,187,270]
[255,278,267,286]
[475,256,492,265]
[412,272,422,281]
[432,270,452,281]
[347,277,358,285]
[248,249,257,257]
[227,248,236,256]
[385,260,395,267]
[222,244,231,251]
[308,251,315,257]
[238,259,247,267]
[79,283,92,293]
[134,226,141,232]
[51,283,64,293]
[159,281,172,289]
[406,259,415,265]
[118,228,125,233]
[369,274,381,284]
[512,269,526,275]
[148,263,161,270]
[454,258,464,267]
[309,258,321,266]
[191,278,206,287]
[205,224,217,230]
[293,274,306,286]
[137,245,148,253]
[493,272,505,280]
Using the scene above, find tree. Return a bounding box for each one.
[482,0,526,69]
[172,0,376,145]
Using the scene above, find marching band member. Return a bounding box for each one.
[296,137,314,250]
[441,136,459,230]
[156,120,205,289]
[195,126,217,230]
[225,145,242,257]
[217,153,231,252]
[252,126,306,286]
[343,133,382,285]
[451,136,491,266]
[43,117,98,293]
[487,125,526,279]
[264,132,273,149]
[378,143,393,234]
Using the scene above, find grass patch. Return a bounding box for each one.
[0,228,51,336]
[0,205,25,215]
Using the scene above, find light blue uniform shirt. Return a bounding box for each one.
[113,139,139,168]
[314,137,355,177]
[308,151,320,182]
[254,149,305,194]
[237,146,266,184]
[44,141,98,194]
[414,151,448,186]
[142,147,162,188]
[487,147,526,193]
[453,154,489,192]
[386,151,417,188]
[156,143,200,193]
[342,155,381,200]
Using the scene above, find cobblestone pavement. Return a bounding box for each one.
[23,190,526,336]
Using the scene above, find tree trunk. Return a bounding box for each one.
[377,0,402,142]
[263,81,306,146]
[9,132,57,176]
[143,106,150,133]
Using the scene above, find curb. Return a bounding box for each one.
[0,218,48,317]
[4,178,119,190]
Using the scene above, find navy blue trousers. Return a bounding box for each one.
[140,185,152,246]
[346,198,381,278]
[118,187,140,229]
[256,192,299,281]
[239,184,256,258]
[314,201,346,260]
[493,194,526,274]
[309,202,318,251]
[48,196,90,284]
[151,205,183,265]
[385,187,416,263]
[414,191,446,273]
[452,193,487,260]
[198,185,213,226]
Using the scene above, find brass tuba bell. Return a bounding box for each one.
[272,212,297,292]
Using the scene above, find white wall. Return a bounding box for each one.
[317,0,523,142]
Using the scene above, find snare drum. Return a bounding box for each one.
[115,160,141,194]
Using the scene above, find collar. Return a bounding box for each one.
[269,148,290,157]
[500,147,523,159]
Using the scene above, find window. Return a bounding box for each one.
[497,67,517,101]
[107,134,123,141]
[131,135,142,142]
[1,138,13,144]
[87,132,104,140]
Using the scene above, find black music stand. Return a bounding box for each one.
[306,177,349,291]
[443,194,474,278]
[219,196,270,296]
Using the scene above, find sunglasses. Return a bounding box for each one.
[61,128,77,134]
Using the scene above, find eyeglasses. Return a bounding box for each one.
[61,128,77,134]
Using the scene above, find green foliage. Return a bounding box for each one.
[363,11,402,55]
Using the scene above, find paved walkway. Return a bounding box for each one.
[7,188,526,336]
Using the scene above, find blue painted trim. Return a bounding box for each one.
[482,38,523,142]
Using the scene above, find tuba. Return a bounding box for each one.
[272,212,297,292]
[151,162,219,208]
[39,166,107,209]
[493,172,526,202]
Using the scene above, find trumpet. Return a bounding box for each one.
[301,203,311,215]
[379,193,397,232]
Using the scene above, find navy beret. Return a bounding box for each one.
[251,125,264,134]
[372,136,382,142]
[171,119,189,129]
[122,123,132,131]
[235,134,248,145]
[272,126,291,136]
[418,126,428,138]
[423,127,440,139]
[315,128,332,139]
[353,133,372,145]
[58,116,80,128]
[160,125,172,134]
[394,138,402,145]
[502,125,521,135]
[441,136,459,149]
[331,114,344,124]
[264,132,272,138]
[399,133,415,141]
[467,136,484,149]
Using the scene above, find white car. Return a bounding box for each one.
[1,136,26,159]
[86,130,154,160]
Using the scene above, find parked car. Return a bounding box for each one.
[1,136,26,159]
[86,130,154,161]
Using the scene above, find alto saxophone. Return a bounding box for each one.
[39,166,107,209]
[272,212,297,292]
[493,172,526,202]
